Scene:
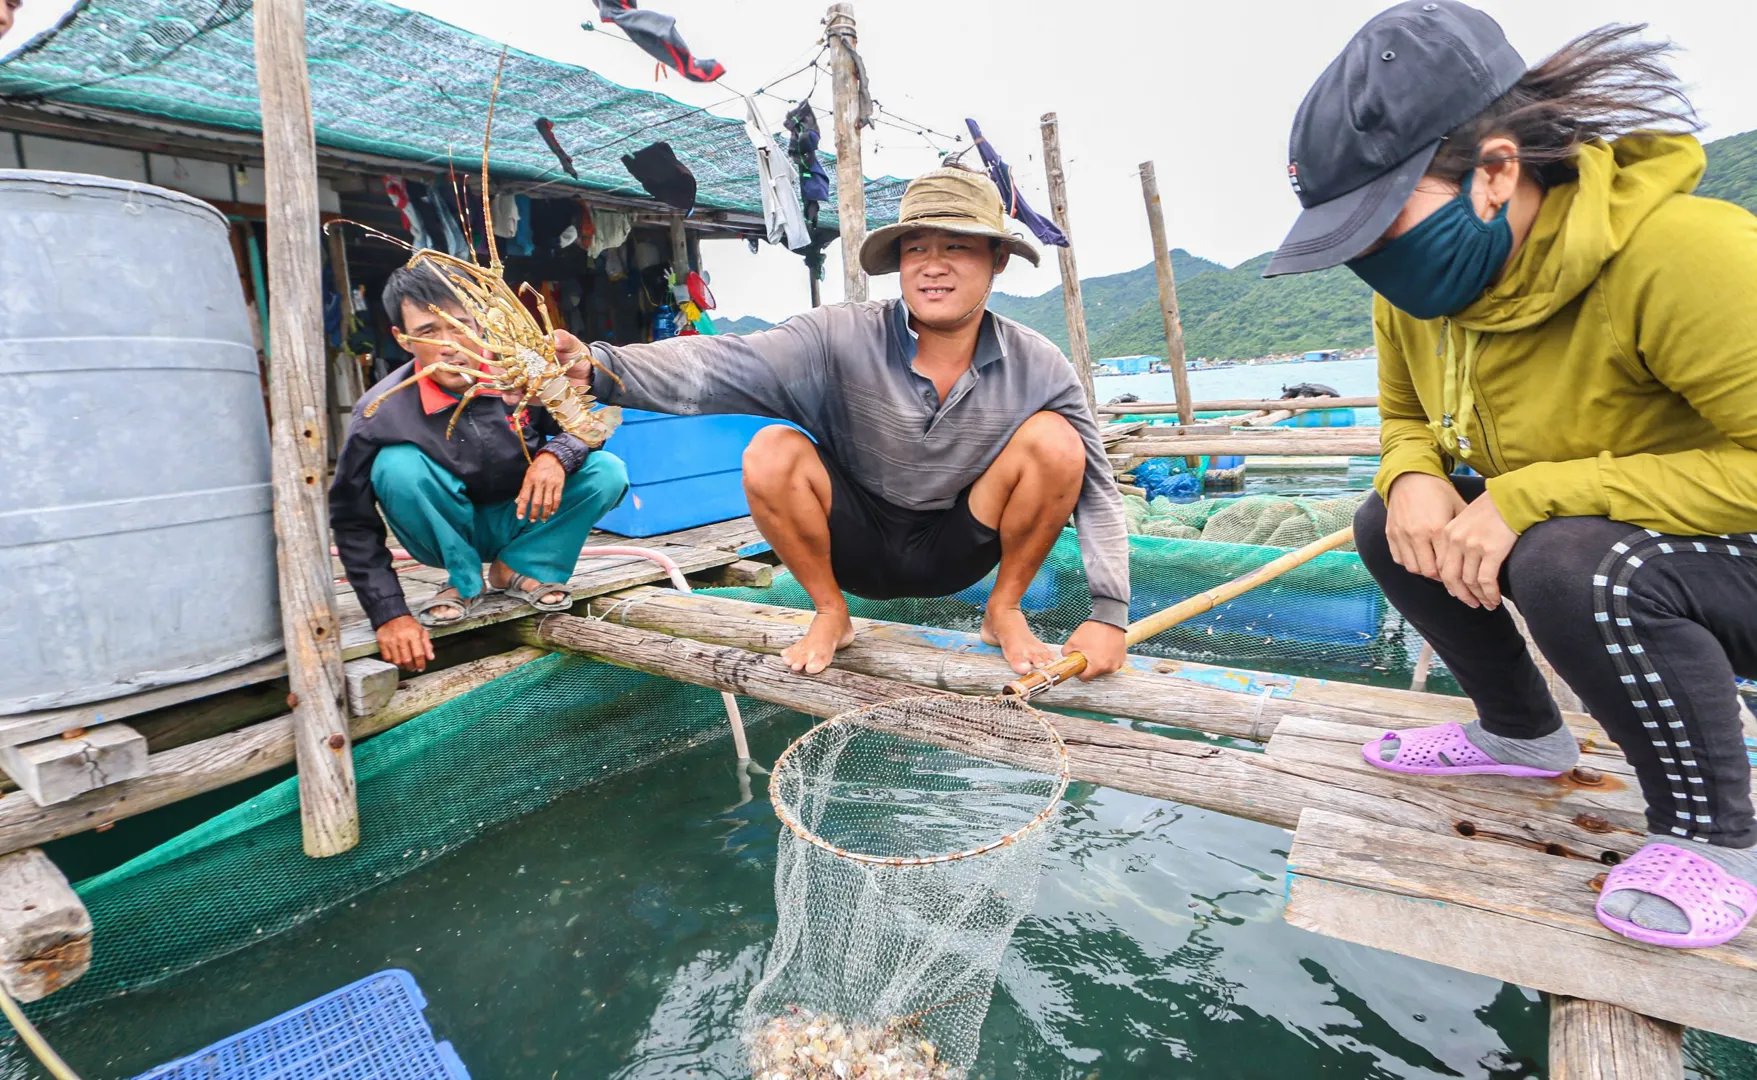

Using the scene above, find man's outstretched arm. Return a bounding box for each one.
[555,311,831,423]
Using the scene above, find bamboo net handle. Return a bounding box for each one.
[1003,526,1355,699]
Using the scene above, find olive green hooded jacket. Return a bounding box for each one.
[1373,134,1757,536]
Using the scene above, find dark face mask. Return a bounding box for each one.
[1346,171,1513,320]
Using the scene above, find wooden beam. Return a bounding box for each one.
[0,726,148,807]
[1285,808,1755,1045]
[1139,161,1193,426]
[0,649,546,858]
[826,2,868,303]
[1549,996,1682,1080]
[0,849,90,1002]
[1117,433,1383,457]
[687,559,775,589]
[1097,395,1378,415]
[343,657,399,717]
[1039,111,1097,416]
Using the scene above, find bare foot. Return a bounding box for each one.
[781,608,856,675]
[981,606,1056,675]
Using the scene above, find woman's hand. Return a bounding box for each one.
[1385,472,1467,580]
[1436,490,1518,609]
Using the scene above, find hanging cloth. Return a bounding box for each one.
[964,118,1068,248]
[594,0,725,83]
[382,176,433,251]
[587,208,635,258]
[535,118,579,179]
[510,194,535,257]
[743,96,812,251]
[621,141,697,210]
[491,192,520,239]
[783,101,830,228]
[428,184,472,257]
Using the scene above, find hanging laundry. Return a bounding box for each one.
[964,118,1068,248]
[587,208,634,258]
[491,192,521,239]
[783,101,830,228]
[429,183,472,257]
[622,141,696,210]
[576,202,596,249]
[593,0,724,83]
[510,194,535,257]
[535,118,579,179]
[382,176,433,251]
[743,96,812,251]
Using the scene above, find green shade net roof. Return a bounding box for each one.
[0,0,909,228]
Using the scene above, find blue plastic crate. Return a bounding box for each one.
[595,409,793,538]
[132,969,469,1080]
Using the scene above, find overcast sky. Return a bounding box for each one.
[9,1,1756,320]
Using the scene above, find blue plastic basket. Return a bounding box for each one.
[131,969,469,1080]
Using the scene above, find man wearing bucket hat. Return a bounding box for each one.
[537,165,1130,680]
[1270,0,1757,949]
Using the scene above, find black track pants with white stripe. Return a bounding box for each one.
[1356,477,1757,848]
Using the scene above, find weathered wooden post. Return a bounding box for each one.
[826,2,867,303]
[1139,161,1194,426]
[254,0,360,857]
[1040,112,1097,416]
[669,214,691,276]
[1549,996,1682,1079]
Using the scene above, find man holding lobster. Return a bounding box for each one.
[533,165,1131,682]
[329,264,629,672]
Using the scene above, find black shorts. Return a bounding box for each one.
[818,446,1002,601]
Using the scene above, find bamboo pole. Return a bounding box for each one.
[1040,111,1097,416]
[826,2,867,303]
[1139,161,1193,425]
[254,0,358,857]
[1098,395,1378,415]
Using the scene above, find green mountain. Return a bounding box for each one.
[715,314,776,335]
[988,128,1757,361]
[1698,127,1757,214]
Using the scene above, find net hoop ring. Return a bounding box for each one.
[767,695,1072,869]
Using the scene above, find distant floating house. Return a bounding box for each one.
[1096,355,1155,376]
[1302,349,1344,363]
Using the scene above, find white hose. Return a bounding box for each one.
[588,546,752,762]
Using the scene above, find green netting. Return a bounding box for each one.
[708,527,1422,687]
[1124,492,1368,546]
[0,0,908,228]
[18,654,783,1027]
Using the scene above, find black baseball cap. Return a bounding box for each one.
[1263,0,1526,277]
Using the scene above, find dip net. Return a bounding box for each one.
[745,695,1069,1079]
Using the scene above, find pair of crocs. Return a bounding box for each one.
[1364,722,1756,949]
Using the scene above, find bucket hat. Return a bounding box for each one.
[1264,0,1525,277]
[859,167,1040,275]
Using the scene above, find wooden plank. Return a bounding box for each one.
[0,726,148,807]
[1040,111,1098,415]
[256,0,358,857]
[1139,161,1193,425]
[0,654,289,748]
[1097,395,1378,415]
[624,516,772,556]
[0,849,90,1002]
[1549,996,1682,1080]
[343,657,399,717]
[338,544,737,658]
[826,2,867,303]
[0,648,547,857]
[688,559,774,589]
[1118,433,1382,458]
[1284,808,1757,1044]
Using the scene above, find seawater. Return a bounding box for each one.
[49,714,1549,1080]
[1095,356,1380,418]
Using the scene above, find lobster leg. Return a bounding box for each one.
[443,380,496,439]
[423,305,505,360]
[362,362,490,417]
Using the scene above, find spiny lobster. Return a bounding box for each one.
[328,51,622,458]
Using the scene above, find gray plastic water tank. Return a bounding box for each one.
[0,169,280,715]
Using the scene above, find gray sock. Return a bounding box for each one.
[1378,721,1581,772]
[1600,835,1757,935]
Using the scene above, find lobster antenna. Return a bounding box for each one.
[483,46,508,273]
[446,146,478,260]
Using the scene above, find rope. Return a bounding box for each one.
[0,983,83,1080]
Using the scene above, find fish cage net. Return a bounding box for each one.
[745,696,1069,1079]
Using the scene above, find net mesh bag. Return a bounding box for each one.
[745,695,1070,1079]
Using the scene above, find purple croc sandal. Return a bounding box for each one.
[1362,722,1567,778]
[1597,843,1757,949]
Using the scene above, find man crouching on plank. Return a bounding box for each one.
[522,165,1130,678]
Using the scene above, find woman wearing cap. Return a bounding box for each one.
[1268,0,1757,949]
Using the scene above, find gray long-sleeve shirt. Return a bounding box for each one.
[586,299,1130,628]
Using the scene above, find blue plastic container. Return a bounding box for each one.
[1274,408,1356,428]
[132,969,469,1080]
[593,409,793,538]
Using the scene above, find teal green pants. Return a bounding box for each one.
[370,444,628,600]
